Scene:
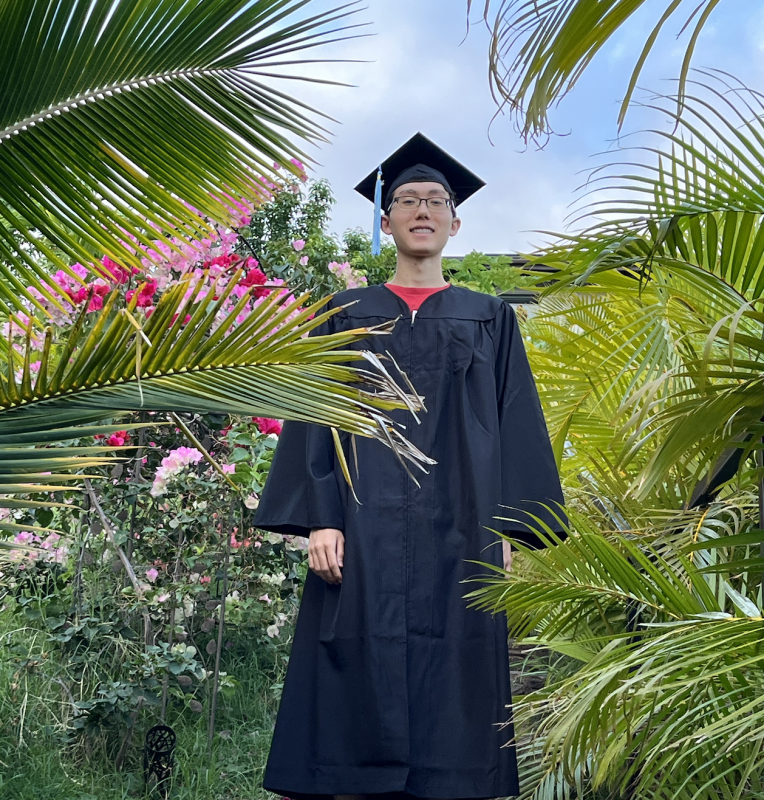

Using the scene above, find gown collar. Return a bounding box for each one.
[337,283,501,322]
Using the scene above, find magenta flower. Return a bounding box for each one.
[146,568,159,583]
[291,239,306,252]
[252,417,283,436]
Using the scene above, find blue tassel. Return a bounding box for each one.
[371,166,383,256]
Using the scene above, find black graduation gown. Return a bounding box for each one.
[254,284,565,800]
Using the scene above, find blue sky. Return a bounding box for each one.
[278,1,764,256]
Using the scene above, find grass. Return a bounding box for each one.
[0,617,286,800]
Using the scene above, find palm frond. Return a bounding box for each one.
[473,0,722,141]
[0,275,430,511]
[0,0,365,313]
[478,497,764,799]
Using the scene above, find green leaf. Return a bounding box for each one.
[0,0,365,312]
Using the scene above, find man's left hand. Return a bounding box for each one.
[502,539,512,574]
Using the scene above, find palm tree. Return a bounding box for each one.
[473,0,726,140]
[467,500,764,800]
[0,0,425,528]
[466,74,764,799]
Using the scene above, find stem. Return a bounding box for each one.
[83,479,142,596]
[73,489,91,621]
[207,504,235,755]
[161,529,185,721]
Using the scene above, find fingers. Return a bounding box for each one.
[328,541,343,583]
[309,528,344,584]
[502,539,513,574]
[315,546,337,584]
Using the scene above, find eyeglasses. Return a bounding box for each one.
[389,196,454,213]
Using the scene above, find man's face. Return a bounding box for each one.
[380,181,461,257]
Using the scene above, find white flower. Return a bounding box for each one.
[266,624,280,638]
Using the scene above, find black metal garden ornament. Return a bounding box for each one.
[144,723,176,796]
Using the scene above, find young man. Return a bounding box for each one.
[254,133,565,800]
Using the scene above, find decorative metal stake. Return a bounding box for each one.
[143,723,176,797]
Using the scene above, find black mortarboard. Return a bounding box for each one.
[354,132,486,210]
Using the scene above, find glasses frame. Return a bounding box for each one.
[388,195,455,214]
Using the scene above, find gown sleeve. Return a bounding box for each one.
[253,300,346,539]
[493,301,567,549]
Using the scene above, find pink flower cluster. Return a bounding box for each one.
[253,417,283,436]
[7,174,311,390]
[126,280,158,308]
[328,261,367,290]
[150,446,204,497]
[12,531,69,566]
[95,430,130,447]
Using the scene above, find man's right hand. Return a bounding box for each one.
[309,527,344,584]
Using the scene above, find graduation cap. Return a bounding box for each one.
[355,133,485,254]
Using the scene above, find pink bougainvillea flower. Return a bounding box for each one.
[170,312,192,327]
[150,446,204,497]
[299,255,309,266]
[146,568,159,583]
[291,239,306,252]
[289,157,308,180]
[252,417,283,436]
[199,575,211,585]
[106,431,129,447]
[221,464,236,475]
[68,286,89,305]
[258,593,272,604]
[328,261,368,290]
[240,264,270,298]
[126,280,157,308]
[101,256,132,285]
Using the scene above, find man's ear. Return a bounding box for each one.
[449,216,462,238]
[381,214,393,236]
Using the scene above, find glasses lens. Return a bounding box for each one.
[392,197,452,211]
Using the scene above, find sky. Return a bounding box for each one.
[270,1,764,256]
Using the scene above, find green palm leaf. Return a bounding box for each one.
[521,76,764,499]
[0,0,364,313]
[473,497,764,799]
[474,0,723,140]
[0,275,430,518]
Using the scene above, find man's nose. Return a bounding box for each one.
[415,201,431,218]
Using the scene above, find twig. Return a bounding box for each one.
[115,696,145,771]
[160,529,185,721]
[73,489,91,621]
[83,479,143,597]
[207,504,235,755]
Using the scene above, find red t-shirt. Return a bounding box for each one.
[385,282,450,312]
